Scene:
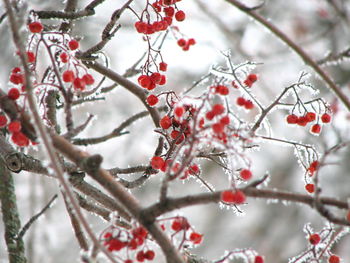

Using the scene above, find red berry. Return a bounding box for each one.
[150,72,162,84]
[188,164,200,175]
[240,169,252,181]
[163,16,173,26]
[175,10,186,21]
[236,97,246,106]
[107,238,125,251]
[205,111,215,120]
[82,74,95,85]
[170,130,184,144]
[151,156,165,170]
[254,255,264,263]
[125,260,133,263]
[132,226,148,239]
[27,51,35,63]
[189,232,203,244]
[177,38,186,47]
[311,124,321,134]
[164,6,175,17]
[308,161,319,175]
[8,121,21,133]
[11,132,29,147]
[215,85,229,95]
[60,52,69,63]
[159,75,166,85]
[221,190,246,204]
[328,255,340,263]
[135,21,147,33]
[305,112,316,122]
[188,38,196,45]
[244,100,254,110]
[309,233,321,245]
[160,115,172,129]
[9,73,24,85]
[297,116,308,127]
[159,62,168,72]
[212,123,224,134]
[62,70,75,83]
[212,104,225,115]
[247,74,258,83]
[8,88,20,100]
[73,77,86,91]
[244,79,253,87]
[136,251,145,262]
[144,250,155,260]
[171,217,190,231]
[286,114,298,124]
[0,115,8,128]
[220,115,230,125]
[68,39,79,50]
[138,75,151,89]
[146,94,159,106]
[28,21,43,33]
[305,183,315,193]
[321,113,331,123]
[174,106,185,118]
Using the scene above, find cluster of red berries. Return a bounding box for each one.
[304,160,320,193]
[134,0,186,35]
[9,67,24,86]
[159,104,195,144]
[150,155,200,179]
[211,84,229,95]
[286,112,331,134]
[177,38,196,51]
[62,70,94,91]
[138,72,166,91]
[244,74,258,87]
[170,217,203,245]
[103,226,155,262]
[307,160,319,176]
[220,189,246,204]
[0,116,30,147]
[236,97,254,110]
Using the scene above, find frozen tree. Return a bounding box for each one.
[0,0,350,263]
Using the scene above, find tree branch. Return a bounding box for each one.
[0,158,26,263]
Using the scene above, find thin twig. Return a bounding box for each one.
[17,194,58,241]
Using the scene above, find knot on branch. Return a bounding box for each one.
[81,154,103,174]
[68,171,85,186]
[5,153,22,173]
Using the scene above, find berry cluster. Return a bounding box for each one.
[286,112,331,135]
[102,226,155,262]
[220,189,246,204]
[176,37,196,51]
[168,216,203,245]
[0,116,30,147]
